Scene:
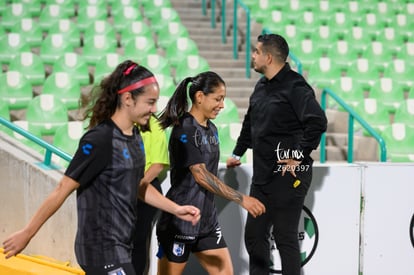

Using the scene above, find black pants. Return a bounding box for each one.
[245,169,311,275]
[132,178,162,275]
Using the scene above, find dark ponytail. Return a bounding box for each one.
[158,77,192,129]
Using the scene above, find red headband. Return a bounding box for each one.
[117,76,158,94]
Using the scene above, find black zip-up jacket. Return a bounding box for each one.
[233,63,327,185]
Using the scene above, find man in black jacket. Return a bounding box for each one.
[227,33,327,275]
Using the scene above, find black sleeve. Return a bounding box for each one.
[64,128,111,186]
[233,106,252,157]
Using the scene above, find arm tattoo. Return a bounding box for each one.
[191,164,243,204]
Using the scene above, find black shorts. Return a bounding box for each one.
[157,226,227,263]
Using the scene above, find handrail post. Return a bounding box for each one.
[233,0,238,59]
[0,116,72,169]
[211,0,216,28]
[201,0,207,15]
[320,88,387,163]
[348,114,354,163]
[221,0,226,43]
[233,0,251,78]
[245,7,251,78]
[320,90,327,163]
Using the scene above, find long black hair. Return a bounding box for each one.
[83,60,155,129]
[158,71,225,129]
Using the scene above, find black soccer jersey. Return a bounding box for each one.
[65,119,145,266]
[157,113,221,239]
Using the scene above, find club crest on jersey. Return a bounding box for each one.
[173,242,185,257]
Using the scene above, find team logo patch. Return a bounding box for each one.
[173,242,185,257]
[107,267,126,275]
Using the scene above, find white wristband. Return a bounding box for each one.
[232,154,241,161]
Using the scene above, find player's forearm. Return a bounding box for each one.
[139,182,179,213]
[190,164,243,204]
[23,177,77,238]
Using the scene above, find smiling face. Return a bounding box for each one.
[130,83,160,126]
[195,83,226,121]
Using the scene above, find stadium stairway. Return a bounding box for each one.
[168,0,379,162]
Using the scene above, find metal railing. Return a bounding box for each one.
[201,0,227,43]
[233,0,251,78]
[320,88,387,163]
[0,116,72,169]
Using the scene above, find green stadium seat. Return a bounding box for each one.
[217,122,247,163]
[153,73,175,97]
[361,41,393,73]
[93,53,124,84]
[119,20,153,47]
[293,35,326,72]
[81,34,118,66]
[26,94,69,136]
[48,19,81,48]
[249,1,279,23]
[383,58,414,88]
[380,123,414,162]
[314,19,340,52]
[76,4,108,31]
[346,58,380,90]
[369,77,406,112]
[376,26,405,54]
[123,35,158,61]
[52,52,90,86]
[165,37,199,69]
[346,25,375,53]
[112,6,143,32]
[0,33,31,66]
[12,0,42,17]
[393,99,414,127]
[1,3,31,31]
[0,71,33,110]
[142,0,172,20]
[152,6,179,27]
[331,76,365,108]
[307,57,343,90]
[214,98,240,126]
[38,4,72,32]
[156,21,189,49]
[355,98,391,135]
[10,18,43,48]
[83,20,116,42]
[41,72,82,110]
[140,53,172,77]
[52,121,85,167]
[8,52,46,87]
[40,33,75,66]
[174,54,210,84]
[46,0,76,17]
[327,39,360,68]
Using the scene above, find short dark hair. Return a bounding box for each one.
[257,34,289,63]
